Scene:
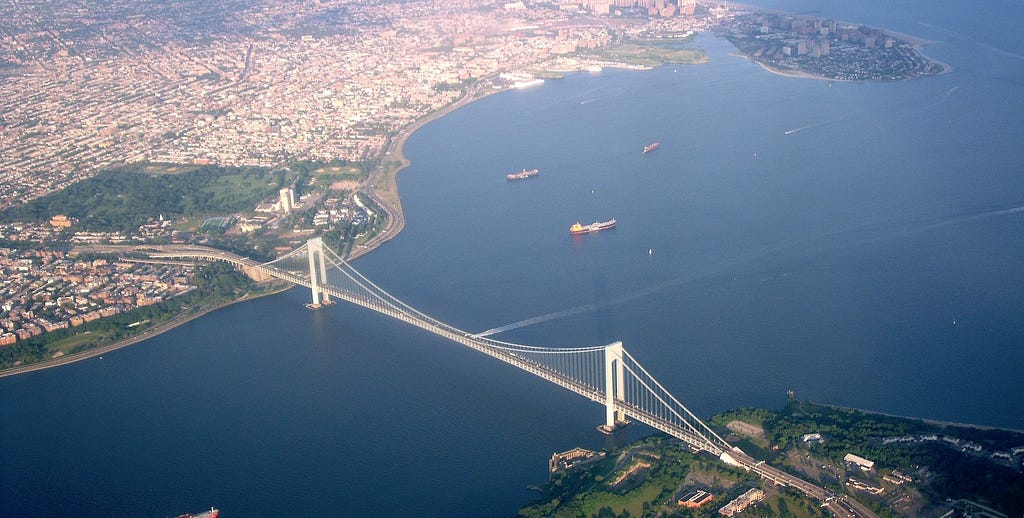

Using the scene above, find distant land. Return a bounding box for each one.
[715,8,946,81]
[521,400,1024,518]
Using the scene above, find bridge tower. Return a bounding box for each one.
[599,341,628,433]
[306,237,332,309]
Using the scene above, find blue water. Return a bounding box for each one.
[3,2,1024,516]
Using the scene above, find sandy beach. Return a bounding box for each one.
[736,53,848,82]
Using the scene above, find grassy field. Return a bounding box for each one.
[762,491,827,517]
[141,163,285,211]
[46,332,101,356]
[141,163,201,175]
[0,164,287,233]
[203,171,278,208]
[313,164,366,185]
[585,43,708,67]
[171,216,205,232]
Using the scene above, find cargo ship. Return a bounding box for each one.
[570,219,616,235]
[507,168,539,180]
[176,508,218,518]
[643,142,660,154]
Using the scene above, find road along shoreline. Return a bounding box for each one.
[0,83,497,378]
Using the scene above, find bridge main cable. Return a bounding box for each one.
[123,240,875,516]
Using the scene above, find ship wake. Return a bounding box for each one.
[784,115,851,135]
[473,203,1024,338]
[473,282,671,338]
[473,304,601,337]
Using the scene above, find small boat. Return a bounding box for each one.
[643,142,660,154]
[570,219,616,235]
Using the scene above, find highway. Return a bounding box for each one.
[727,449,878,518]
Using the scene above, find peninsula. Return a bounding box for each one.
[714,8,946,81]
[522,400,1024,518]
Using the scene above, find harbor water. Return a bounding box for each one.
[3,1,1024,515]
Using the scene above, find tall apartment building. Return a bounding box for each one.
[280,187,295,214]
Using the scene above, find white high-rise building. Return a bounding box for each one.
[280,187,295,214]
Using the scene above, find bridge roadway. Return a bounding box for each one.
[135,247,737,456]
[137,246,262,267]
[288,276,877,517]
[127,246,877,518]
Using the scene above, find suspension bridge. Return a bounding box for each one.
[130,238,875,517]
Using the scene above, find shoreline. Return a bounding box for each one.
[884,27,955,76]
[719,2,952,79]
[821,403,1024,435]
[352,82,503,261]
[0,284,293,379]
[736,47,950,82]
[338,66,1017,436]
[0,83,503,377]
[742,54,950,82]
[739,54,849,82]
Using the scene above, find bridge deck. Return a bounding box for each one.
[127,244,875,518]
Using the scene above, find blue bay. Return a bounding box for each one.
[3,1,1024,515]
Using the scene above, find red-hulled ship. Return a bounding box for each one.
[643,142,660,154]
[569,219,616,235]
[176,508,218,518]
[506,168,539,180]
